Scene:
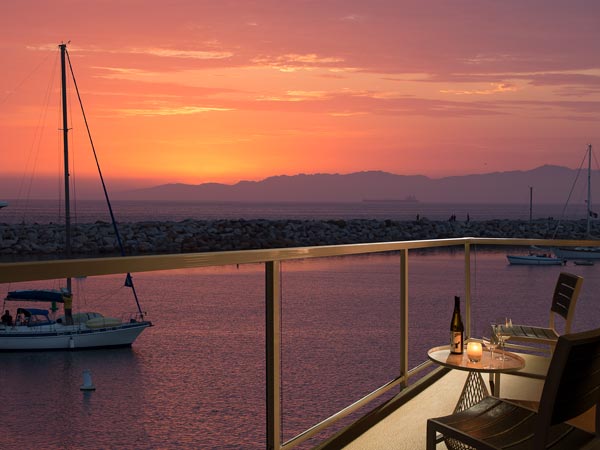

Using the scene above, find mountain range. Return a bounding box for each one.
[116,165,600,204]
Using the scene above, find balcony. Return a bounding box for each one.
[1,236,599,449]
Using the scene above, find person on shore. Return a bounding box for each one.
[1,310,13,326]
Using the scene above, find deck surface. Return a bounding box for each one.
[342,369,548,449]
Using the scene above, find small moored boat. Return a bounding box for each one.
[574,260,594,266]
[506,253,564,266]
[553,145,600,260]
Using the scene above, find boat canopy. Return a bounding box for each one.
[5,289,67,303]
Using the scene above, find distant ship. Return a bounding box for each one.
[362,195,419,203]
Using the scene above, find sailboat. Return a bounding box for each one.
[506,252,564,266]
[553,144,600,260]
[506,187,564,265]
[0,43,152,350]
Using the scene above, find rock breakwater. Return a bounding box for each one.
[0,218,595,258]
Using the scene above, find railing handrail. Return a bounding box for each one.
[2,237,599,283]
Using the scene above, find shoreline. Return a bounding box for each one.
[0,218,596,259]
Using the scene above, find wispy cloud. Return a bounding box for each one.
[461,54,527,65]
[328,111,369,117]
[28,43,233,60]
[340,14,365,22]
[126,47,233,60]
[116,105,233,117]
[440,82,517,95]
[251,53,345,72]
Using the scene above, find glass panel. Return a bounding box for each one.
[280,254,400,445]
[0,265,266,448]
[408,248,465,370]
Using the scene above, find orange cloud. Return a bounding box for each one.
[440,83,518,95]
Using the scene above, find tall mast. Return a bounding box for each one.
[588,144,593,237]
[60,43,72,294]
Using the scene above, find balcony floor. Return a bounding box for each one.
[340,367,594,449]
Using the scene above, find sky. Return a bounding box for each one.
[1,0,600,197]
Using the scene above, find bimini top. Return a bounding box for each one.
[5,289,67,303]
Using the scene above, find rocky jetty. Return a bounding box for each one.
[0,218,596,259]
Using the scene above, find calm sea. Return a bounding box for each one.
[1,202,599,448]
[0,198,591,224]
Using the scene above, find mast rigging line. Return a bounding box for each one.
[64,46,143,315]
[551,145,596,239]
[15,53,60,223]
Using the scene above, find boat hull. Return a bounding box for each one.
[0,321,151,351]
[507,255,564,265]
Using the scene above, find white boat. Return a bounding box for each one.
[0,43,152,351]
[506,253,564,266]
[553,144,600,260]
[506,191,565,266]
[0,301,149,350]
[574,260,594,266]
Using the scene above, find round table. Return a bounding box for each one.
[428,344,526,450]
[428,345,525,373]
[428,344,525,409]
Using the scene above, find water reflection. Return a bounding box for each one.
[0,348,147,447]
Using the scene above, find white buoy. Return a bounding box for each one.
[80,369,96,391]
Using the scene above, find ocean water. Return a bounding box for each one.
[1,251,599,449]
[0,198,591,224]
[1,201,599,448]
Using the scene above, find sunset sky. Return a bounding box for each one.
[1,0,600,197]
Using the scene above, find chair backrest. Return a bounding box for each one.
[534,327,600,445]
[549,272,583,333]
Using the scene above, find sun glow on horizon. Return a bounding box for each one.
[1,1,600,199]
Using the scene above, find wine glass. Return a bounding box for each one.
[496,318,512,360]
[484,324,498,368]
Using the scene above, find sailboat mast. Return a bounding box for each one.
[588,144,592,237]
[59,43,72,293]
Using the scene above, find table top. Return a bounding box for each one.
[428,344,526,373]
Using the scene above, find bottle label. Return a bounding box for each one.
[450,331,463,354]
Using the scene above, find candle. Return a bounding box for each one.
[467,341,482,363]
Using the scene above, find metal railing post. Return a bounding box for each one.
[464,243,471,339]
[400,249,409,389]
[266,261,281,450]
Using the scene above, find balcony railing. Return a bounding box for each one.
[1,236,599,449]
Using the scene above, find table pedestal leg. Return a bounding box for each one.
[443,372,490,450]
[455,371,490,412]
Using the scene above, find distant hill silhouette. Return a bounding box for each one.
[116,165,600,204]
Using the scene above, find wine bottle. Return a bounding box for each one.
[450,296,464,354]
